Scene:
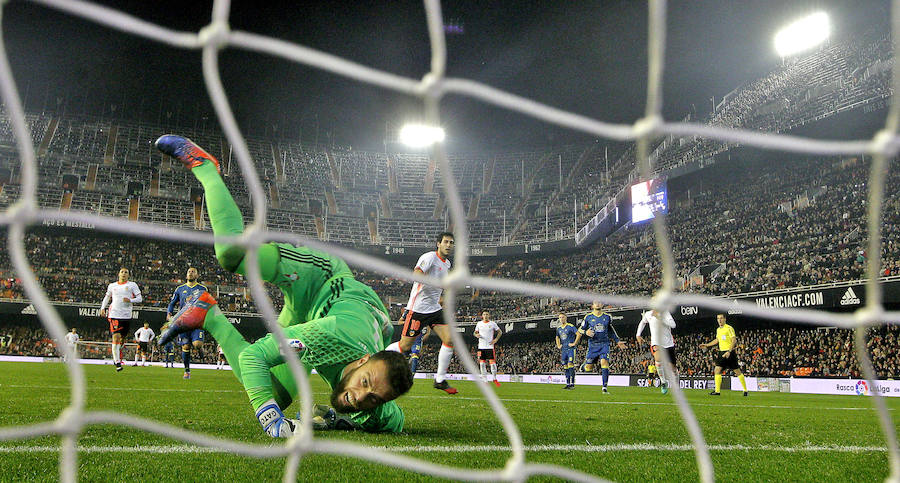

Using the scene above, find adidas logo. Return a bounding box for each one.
[727,299,743,315]
[20,304,36,315]
[840,287,861,306]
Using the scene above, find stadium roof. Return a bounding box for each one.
[2,0,889,151]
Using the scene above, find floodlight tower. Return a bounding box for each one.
[774,11,831,59]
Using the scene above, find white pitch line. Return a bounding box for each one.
[0,443,887,454]
[0,384,243,393]
[1,384,893,411]
[403,394,896,412]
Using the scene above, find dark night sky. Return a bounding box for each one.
[0,0,890,151]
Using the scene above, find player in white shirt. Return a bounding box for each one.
[216,343,226,369]
[473,311,502,387]
[99,267,143,372]
[134,322,155,367]
[636,309,677,394]
[63,328,79,362]
[385,232,458,394]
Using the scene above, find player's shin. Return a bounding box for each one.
[601,367,609,387]
[182,349,191,373]
[201,306,250,382]
[490,362,497,380]
[714,374,722,393]
[435,344,453,383]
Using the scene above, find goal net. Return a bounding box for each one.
[0,1,897,482]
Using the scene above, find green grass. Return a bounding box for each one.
[0,361,897,482]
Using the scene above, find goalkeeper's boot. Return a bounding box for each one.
[155,135,221,173]
[602,386,609,394]
[433,380,458,395]
[158,292,217,347]
[661,381,669,395]
[493,379,501,388]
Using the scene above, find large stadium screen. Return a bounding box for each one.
[630,178,668,223]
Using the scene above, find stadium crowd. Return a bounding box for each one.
[2,319,896,379]
[412,324,899,379]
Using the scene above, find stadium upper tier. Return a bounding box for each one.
[0,151,898,324]
[0,30,893,248]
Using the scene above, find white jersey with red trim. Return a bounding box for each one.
[405,251,450,315]
[134,327,155,343]
[475,320,500,349]
[636,310,676,348]
[101,281,142,320]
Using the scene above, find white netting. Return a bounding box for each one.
[0,0,898,482]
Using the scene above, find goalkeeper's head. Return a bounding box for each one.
[331,350,414,413]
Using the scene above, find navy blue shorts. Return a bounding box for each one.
[584,343,610,365]
[176,329,204,346]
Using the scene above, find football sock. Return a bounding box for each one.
[738,373,747,391]
[111,344,118,363]
[715,374,722,393]
[479,361,486,379]
[435,344,453,383]
[201,306,294,409]
[192,162,280,282]
[191,163,247,270]
[182,349,191,373]
[409,355,419,372]
[202,306,249,382]
[385,341,402,353]
[656,364,665,384]
[601,367,609,387]
[490,362,497,381]
[141,356,146,365]
[563,369,569,385]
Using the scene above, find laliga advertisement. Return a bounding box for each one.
[789,378,900,397]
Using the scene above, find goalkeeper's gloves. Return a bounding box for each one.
[299,404,361,431]
[256,400,298,438]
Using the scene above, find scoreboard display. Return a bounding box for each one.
[630,178,668,223]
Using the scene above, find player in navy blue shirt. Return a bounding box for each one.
[555,312,578,389]
[167,267,208,379]
[575,301,626,393]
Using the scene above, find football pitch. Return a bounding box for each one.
[0,362,896,482]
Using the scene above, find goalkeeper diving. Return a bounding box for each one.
[155,134,413,436]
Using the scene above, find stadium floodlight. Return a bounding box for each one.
[399,123,445,148]
[774,11,830,57]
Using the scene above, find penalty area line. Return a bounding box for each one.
[0,443,887,454]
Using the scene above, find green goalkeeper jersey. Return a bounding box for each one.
[238,243,402,432]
